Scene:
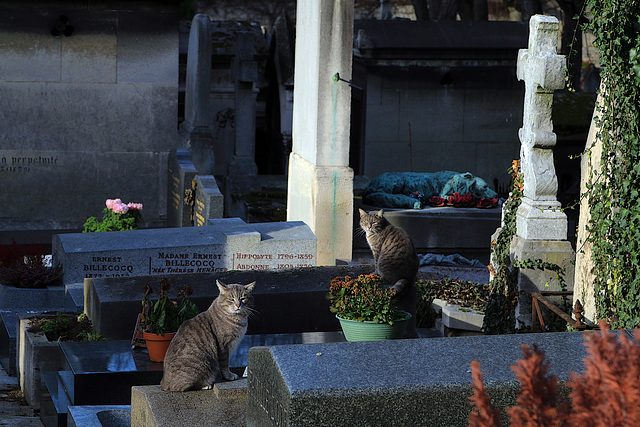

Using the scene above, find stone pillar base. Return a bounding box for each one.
[287,152,353,265]
[516,197,568,241]
[511,235,575,328]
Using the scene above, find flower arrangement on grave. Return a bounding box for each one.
[0,239,62,288]
[140,278,200,336]
[83,198,143,232]
[424,193,499,209]
[327,274,407,325]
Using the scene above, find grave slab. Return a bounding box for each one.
[0,284,64,309]
[357,205,501,264]
[40,332,347,426]
[53,218,316,285]
[85,264,371,340]
[246,330,604,426]
[67,405,131,427]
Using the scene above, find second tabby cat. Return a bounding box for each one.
[160,280,255,392]
[359,208,419,336]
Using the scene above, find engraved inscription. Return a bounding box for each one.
[233,252,315,270]
[82,256,135,279]
[0,155,60,173]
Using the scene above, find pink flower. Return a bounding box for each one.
[105,199,115,210]
[127,202,143,211]
[112,202,129,214]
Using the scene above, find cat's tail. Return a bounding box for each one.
[391,278,411,294]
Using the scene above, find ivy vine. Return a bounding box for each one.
[484,160,569,334]
[584,0,640,329]
[483,160,522,334]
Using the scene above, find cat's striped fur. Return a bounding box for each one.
[359,208,419,337]
[160,280,255,392]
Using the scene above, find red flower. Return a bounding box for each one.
[476,198,499,208]
[427,196,446,207]
[447,192,476,208]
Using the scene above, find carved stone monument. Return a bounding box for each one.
[511,15,575,327]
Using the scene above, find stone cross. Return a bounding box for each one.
[509,15,575,329]
[515,15,567,241]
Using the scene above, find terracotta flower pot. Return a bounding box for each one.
[143,331,176,362]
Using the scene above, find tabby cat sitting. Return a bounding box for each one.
[160,280,255,392]
[359,208,419,336]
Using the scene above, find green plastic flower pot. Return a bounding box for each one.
[337,311,411,342]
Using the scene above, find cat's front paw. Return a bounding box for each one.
[202,384,213,390]
[222,370,238,381]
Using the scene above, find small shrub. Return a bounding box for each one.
[0,239,62,289]
[469,322,640,426]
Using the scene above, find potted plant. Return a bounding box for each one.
[327,274,411,342]
[83,198,143,232]
[140,278,199,362]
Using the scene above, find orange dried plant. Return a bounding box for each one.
[469,323,640,426]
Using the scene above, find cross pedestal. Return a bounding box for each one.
[511,15,575,327]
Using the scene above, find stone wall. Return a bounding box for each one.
[0,1,179,244]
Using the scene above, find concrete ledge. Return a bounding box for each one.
[0,284,64,309]
[131,380,247,427]
[442,304,484,332]
[246,330,606,426]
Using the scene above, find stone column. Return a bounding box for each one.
[226,31,259,192]
[287,0,355,265]
[179,14,214,175]
[512,15,575,327]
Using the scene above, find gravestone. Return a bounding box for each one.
[287,0,355,265]
[179,14,215,175]
[53,218,316,285]
[0,3,179,245]
[572,94,604,325]
[193,175,224,226]
[167,150,198,227]
[511,15,575,326]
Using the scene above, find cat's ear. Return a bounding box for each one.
[216,280,229,294]
[375,209,384,217]
[358,208,366,218]
[244,281,256,293]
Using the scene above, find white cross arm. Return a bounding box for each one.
[516,15,566,91]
